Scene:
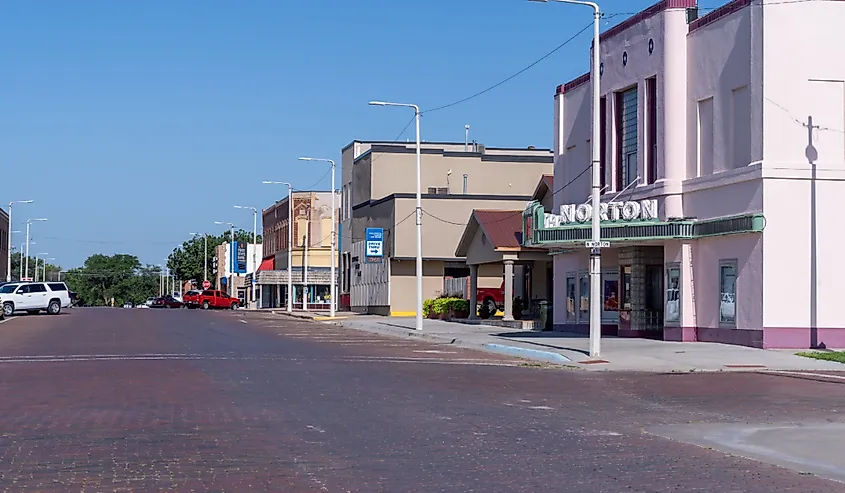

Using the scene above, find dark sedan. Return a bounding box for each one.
[150,295,183,309]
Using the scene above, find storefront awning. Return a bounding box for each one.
[522,201,765,247]
[257,257,275,272]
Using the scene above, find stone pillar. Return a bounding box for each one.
[468,264,479,319]
[503,260,515,321]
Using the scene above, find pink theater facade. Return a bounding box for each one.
[522,0,845,348]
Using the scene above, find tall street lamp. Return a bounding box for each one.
[190,232,209,286]
[298,157,337,318]
[215,221,236,298]
[529,0,602,358]
[34,253,48,282]
[7,200,33,282]
[369,100,423,331]
[42,257,55,282]
[262,181,294,314]
[25,218,47,281]
[234,205,259,310]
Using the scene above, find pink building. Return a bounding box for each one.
[523,0,845,348]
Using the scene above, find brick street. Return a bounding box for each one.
[0,308,843,492]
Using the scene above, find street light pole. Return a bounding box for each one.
[215,222,237,298]
[235,205,259,309]
[530,0,602,357]
[369,101,423,331]
[7,200,33,282]
[298,157,337,318]
[24,218,47,281]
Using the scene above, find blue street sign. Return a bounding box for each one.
[365,228,384,260]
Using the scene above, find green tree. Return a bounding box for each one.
[167,229,261,286]
[64,254,161,306]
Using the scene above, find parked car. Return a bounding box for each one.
[197,290,240,310]
[0,281,72,316]
[151,295,182,309]
[123,301,133,308]
[182,290,202,308]
[145,297,156,307]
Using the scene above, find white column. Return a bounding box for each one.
[503,260,515,321]
[468,264,479,319]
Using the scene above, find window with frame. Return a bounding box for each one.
[719,260,737,325]
[665,264,681,324]
[566,275,576,323]
[646,76,657,184]
[578,272,589,322]
[615,86,638,190]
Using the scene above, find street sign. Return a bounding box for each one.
[365,227,384,263]
[585,240,610,248]
[202,280,211,290]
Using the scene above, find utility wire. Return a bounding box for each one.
[423,22,593,114]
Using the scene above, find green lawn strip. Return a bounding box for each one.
[796,351,845,364]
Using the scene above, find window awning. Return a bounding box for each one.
[257,257,275,272]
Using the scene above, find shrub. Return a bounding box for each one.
[423,299,433,317]
[450,298,469,313]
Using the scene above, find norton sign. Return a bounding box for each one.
[543,199,658,228]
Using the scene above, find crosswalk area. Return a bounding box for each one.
[230,313,527,367]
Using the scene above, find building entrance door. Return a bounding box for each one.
[617,246,664,338]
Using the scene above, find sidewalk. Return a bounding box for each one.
[271,311,845,372]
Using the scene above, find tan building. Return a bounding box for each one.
[339,141,553,316]
[258,190,340,309]
[455,175,555,321]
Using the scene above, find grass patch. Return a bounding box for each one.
[796,351,845,363]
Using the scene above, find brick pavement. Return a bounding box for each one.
[0,308,842,491]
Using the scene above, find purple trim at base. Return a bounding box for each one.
[697,327,763,348]
[764,327,845,349]
[663,326,697,342]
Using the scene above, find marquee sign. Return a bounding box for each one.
[544,199,658,228]
[522,199,765,248]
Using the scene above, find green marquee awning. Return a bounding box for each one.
[521,201,764,247]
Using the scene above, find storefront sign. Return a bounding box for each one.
[365,227,384,263]
[544,199,658,228]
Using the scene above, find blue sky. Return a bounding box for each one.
[1,0,665,268]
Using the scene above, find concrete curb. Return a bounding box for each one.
[484,343,573,364]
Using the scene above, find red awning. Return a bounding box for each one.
[257,257,275,271]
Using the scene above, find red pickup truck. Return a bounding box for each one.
[196,290,240,310]
[477,281,505,314]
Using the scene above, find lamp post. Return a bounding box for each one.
[263,181,294,314]
[234,205,259,310]
[215,221,236,298]
[24,218,47,281]
[43,257,55,282]
[298,157,337,318]
[34,253,48,282]
[7,200,33,282]
[369,100,423,331]
[189,232,209,286]
[530,0,602,357]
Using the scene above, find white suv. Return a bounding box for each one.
[0,282,72,316]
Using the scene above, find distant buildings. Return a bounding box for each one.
[258,191,339,309]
